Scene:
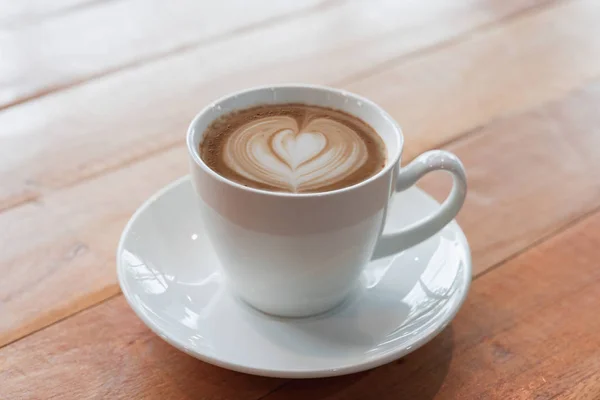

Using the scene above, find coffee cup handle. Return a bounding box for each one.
[373,150,467,260]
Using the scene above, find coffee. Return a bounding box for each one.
[199,104,386,193]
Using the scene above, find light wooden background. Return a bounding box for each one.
[2,0,600,398]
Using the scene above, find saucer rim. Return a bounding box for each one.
[116,175,472,378]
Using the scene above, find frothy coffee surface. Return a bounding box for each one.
[200,104,386,193]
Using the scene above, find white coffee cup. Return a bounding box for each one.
[187,84,467,317]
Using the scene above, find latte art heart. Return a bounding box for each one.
[272,130,326,170]
[200,104,387,193]
[223,116,369,192]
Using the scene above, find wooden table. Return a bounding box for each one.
[2,0,600,398]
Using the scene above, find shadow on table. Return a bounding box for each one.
[146,325,454,399]
[260,325,455,400]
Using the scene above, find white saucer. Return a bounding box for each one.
[117,176,471,378]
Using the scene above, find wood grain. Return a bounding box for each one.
[3,195,600,399]
[0,146,188,347]
[0,0,552,211]
[0,0,95,26]
[345,0,600,161]
[0,0,330,108]
[0,294,285,400]
[0,0,537,110]
[260,209,600,399]
[420,82,600,273]
[2,77,600,350]
[2,0,600,397]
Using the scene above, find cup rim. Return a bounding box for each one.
[186,84,404,198]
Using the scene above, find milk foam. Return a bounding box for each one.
[222,115,369,192]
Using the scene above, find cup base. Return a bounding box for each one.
[233,286,355,318]
[117,176,472,377]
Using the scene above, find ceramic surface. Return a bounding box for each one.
[117,176,471,378]
[187,84,467,316]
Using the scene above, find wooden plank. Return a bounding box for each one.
[2,193,600,399]
[0,0,95,26]
[0,0,331,107]
[259,210,600,399]
[2,77,600,350]
[345,0,600,161]
[0,146,188,347]
[0,293,285,400]
[0,0,525,109]
[0,0,552,211]
[419,82,600,273]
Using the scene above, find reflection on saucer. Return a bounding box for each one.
[118,176,471,378]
